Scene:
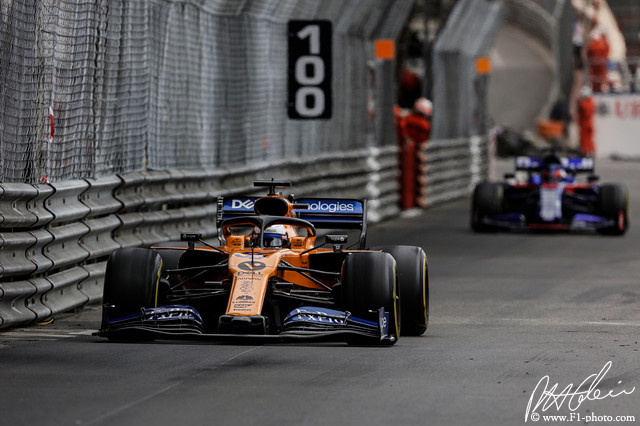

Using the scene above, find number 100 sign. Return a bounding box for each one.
[288,20,332,119]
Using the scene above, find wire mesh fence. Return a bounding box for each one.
[0,0,413,183]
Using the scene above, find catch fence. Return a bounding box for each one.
[1,0,412,183]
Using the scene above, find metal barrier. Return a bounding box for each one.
[422,137,489,207]
[79,262,108,305]
[0,280,38,328]
[28,229,54,274]
[27,278,54,324]
[81,176,123,260]
[0,184,39,228]
[43,268,90,316]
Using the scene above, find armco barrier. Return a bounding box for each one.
[46,180,91,223]
[27,229,54,274]
[0,280,37,328]
[422,137,488,206]
[80,215,122,259]
[79,262,108,304]
[42,268,90,316]
[0,232,38,278]
[27,278,54,323]
[0,183,39,228]
[112,212,145,249]
[30,184,55,228]
[0,147,407,329]
[44,223,91,270]
[80,176,123,260]
[81,176,123,217]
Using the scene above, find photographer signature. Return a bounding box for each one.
[525,361,635,422]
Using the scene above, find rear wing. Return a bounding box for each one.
[515,156,594,173]
[217,196,368,249]
[294,198,367,249]
[217,196,258,226]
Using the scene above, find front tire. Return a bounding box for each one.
[597,184,629,235]
[372,245,428,336]
[471,182,503,232]
[341,252,399,345]
[102,248,163,341]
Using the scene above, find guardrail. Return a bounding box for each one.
[421,136,489,206]
[0,146,404,329]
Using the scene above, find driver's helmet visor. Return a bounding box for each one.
[263,232,287,247]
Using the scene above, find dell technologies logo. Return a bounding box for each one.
[305,201,356,213]
[230,199,255,210]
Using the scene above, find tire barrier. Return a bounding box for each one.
[0,147,402,329]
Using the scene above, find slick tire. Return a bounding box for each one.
[371,245,428,336]
[597,184,629,236]
[153,247,184,287]
[471,182,503,232]
[341,252,399,345]
[102,248,163,341]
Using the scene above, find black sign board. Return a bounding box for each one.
[288,20,332,119]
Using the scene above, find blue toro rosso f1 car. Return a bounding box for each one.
[97,180,429,345]
[471,154,629,235]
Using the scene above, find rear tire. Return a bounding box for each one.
[341,252,399,345]
[372,245,428,336]
[102,248,163,341]
[471,182,503,232]
[597,184,629,235]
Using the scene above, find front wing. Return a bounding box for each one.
[96,305,394,344]
[478,212,614,231]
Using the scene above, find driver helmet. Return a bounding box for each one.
[262,224,289,248]
[553,167,567,182]
[543,165,566,182]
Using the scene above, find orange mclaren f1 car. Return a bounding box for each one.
[97,180,428,345]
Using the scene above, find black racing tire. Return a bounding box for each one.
[471,182,503,232]
[341,252,399,345]
[102,248,163,341]
[597,184,629,235]
[371,245,428,336]
[153,247,184,287]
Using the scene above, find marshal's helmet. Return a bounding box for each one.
[413,97,433,117]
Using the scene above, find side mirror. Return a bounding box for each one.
[181,233,203,250]
[181,233,202,242]
[325,235,348,244]
[326,235,348,252]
